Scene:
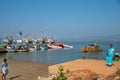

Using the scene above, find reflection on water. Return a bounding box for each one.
[0,41,120,64]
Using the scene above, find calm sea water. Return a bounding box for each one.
[0,41,120,64]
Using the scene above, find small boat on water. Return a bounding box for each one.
[63,44,73,48]
[17,47,29,52]
[81,44,102,53]
[40,45,48,50]
[28,47,35,52]
[7,44,17,52]
[47,44,63,49]
[0,44,7,53]
[0,47,7,53]
[47,43,73,49]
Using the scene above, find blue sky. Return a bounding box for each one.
[0,0,120,40]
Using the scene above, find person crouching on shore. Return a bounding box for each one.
[1,59,9,80]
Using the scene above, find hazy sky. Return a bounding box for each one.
[0,0,120,40]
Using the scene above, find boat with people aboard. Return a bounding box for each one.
[81,43,102,53]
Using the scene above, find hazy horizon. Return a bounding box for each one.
[1,34,120,42]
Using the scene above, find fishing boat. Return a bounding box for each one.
[16,40,23,44]
[40,45,48,50]
[17,47,29,52]
[54,43,64,48]
[0,44,7,53]
[28,47,35,52]
[0,47,7,53]
[7,46,16,52]
[47,44,63,49]
[81,44,102,53]
[47,43,73,49]
[15,43,29,52]
[63,44,73,48]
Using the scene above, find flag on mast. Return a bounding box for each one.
[19,31,23,35]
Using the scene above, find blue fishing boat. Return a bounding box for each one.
[40,45,48,50]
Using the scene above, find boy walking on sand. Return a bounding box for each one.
[1,59,9,80]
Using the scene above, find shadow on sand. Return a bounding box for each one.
[8,75,23,80]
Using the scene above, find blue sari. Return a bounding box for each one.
[106,48,115,66]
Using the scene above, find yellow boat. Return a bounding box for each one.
[81,44,102,53]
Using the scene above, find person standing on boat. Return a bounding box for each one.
[105,44,115,66]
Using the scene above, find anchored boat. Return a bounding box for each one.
[81,44,102,53]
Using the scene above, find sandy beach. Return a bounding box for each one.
[0,58,49,80]
[0,58,120,80]
[49,59,120,80]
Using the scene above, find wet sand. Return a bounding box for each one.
[0,58,49,80]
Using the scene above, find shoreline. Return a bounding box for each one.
[0,58,49,80]
[0,58,120,80]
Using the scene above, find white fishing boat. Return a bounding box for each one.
[47,44,63,49]
[63,44,73,48]
[16,40,23,44]
[7,46,16,52]
[47,43,73,50]
[29,47,35,52]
